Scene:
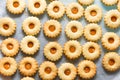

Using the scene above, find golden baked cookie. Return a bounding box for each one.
[47,1,65,19]
[102,52,120,72]
[102,32,120,50]
[58,63,77,80]
[0,57,17,76]
[117,1,120,12]
[101,0,118,6]
[43,20,61,38]
[22,17,41,36]
[84,5,102,23]
[6,0,26,14]
[1,38,19,57]
[21,77,34,80]
[28,0,47,15]
[104,10,120,28]
[78,60,96,79]
[44,42,63,61]
[84,23,102,41]
[66,3,84,20]
[64,40,82,59]
[65,21,83,39]
[39,61,57,80]
[0,17,16,36]
[83,42,101,61]
[19,57,38,76]
[78,0,94,6]
[20,36,40,55]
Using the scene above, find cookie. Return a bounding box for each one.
[78,0,94,6]
[21,77,34,80]
[101,0,118,6]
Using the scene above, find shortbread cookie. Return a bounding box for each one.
[47,1,65,19]
[104,10,120,28]
[64,40,82,59]
[43,20,61,38]
[58,63,77,80]
[39,61,57,80]
[66,3,84,20]
[0,17,16,36]
[1,38,19,57]
[22,17,41,36]
[102,32,119,50]
[102,52,120,72]
[83,42,101,61]
[44,42,63,61]
[28,0,47,15]
[78,0,94,6]
[19,57,38,76]
[21,77,34,80]
[20,36,40,55]
[0,57,17,76]
[84,5,102,23]
[6,0,26,14]
[65,21,83,39]
[101,0,118,6]
[78,60,96,79]
[84,23,102,41]
[117,1,120,12]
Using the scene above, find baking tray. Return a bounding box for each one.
[0,0,120,80]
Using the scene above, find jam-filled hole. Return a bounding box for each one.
[90,29,96,35]
[111,16,117,22]
[109,59,115,66]
[49,25,56,32]
[3,24,9,30]
[25,63,32,70]
[34,2,40,8]
[71,7,78,14]
[88,46,95,53]
[45,67,52,74]
[28,42,34,48]
[64,69,71,75]
[108,38,114,44]
[69,46,76,53]
[13,1,19,8]
[71,26,77,33]
[4,62,10,70]
[29,23,35,29]
[90,10,97,16]
[53,6,59,12]
[50,47,57,54]
[7,43,13,50]
[84,66,90,73]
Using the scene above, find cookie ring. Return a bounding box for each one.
[0,17,16,36]
[0,57,17,76]
[39,61,57,80]
[6,0,25,14]
[1,38,19,57]
[22,17,41,36]
[47,1,65,19]
[66,3,84,20]
[28,0,47,15]
[102,52,120,72]
[83,42,101,61]
[101,0,118,6]
[19,57,38,76]
[44,42,63,61]
[84,23,102,41]
[102,32,120,50]
[58,63,77,80]
[65,21,83,39]
[21,77,34,80]
[20,36,40,55]
[64,40,82,59]
[84,5,102,23]
[78,0,94,6]
[104,10,120,28]
[43,20,62,38]
[78,60,96,79]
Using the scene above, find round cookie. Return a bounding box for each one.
[78,0,94,6]
[101,0,118,6]
[21,77,34,80]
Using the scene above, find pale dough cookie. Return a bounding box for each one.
[0,57,17,76]
[28,0,47,15]
[21,77,34,80]
[104,10,120,28]
[39,61,57,80]
[102,52,120,72]
[84,5,102,23]
[22,17,41,36]
[84,23,102,41]
[117,1,120,12]
[102,32,120,50]
[83,42,101,61]
[78,60,96,79]
[66,3,84,20]
[47,1,65,19]
[6,0,26,14]
[58,63,77,80]
[1,38,19,57]
[0,17,16,36]
[101,0,118,6]
[19,57,38,76]
[20,36,40,55]
[64,40,82,59]
[43,20,61,38]
[65,21,83,39]
[78,0,94,6]
[44,42,63,61]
